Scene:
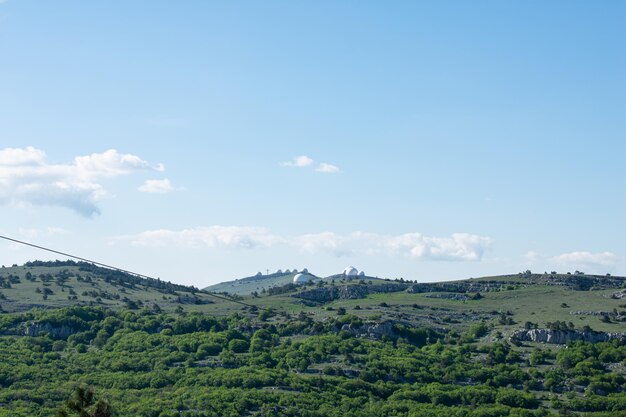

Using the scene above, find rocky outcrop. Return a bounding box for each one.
[407,281,518,294]
[22,322,77,338]
[538,274,626,290]
[405,274,626,295]
[570,311,626,321]
[609,290,626,299]
[339,321,396,339]
[424,293,469,301]
[510,328,626,345]
[294,284,406,303]
[409,283,472,293]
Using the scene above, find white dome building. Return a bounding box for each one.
[293,273,313,285]
[358,271,365,278]
[343,266,359,277]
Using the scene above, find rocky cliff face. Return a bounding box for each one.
[338,321,396,339]
[294,283,407,303]
[536,274,626,290]
[510,328,626,345]
[22,322,77,338]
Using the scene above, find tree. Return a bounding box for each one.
[56,385,113,417]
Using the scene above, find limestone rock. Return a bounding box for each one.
[510,328,626,345]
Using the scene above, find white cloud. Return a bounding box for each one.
[383,232,492,261]
[523,251,539,263]
[293,232,353,257]
[138,179,174,194]
[17,227,68,240]
[315,163,340,174]
[73,149,152,178]
[0,146,46,165]
[551,251,618,268]
[0,147,161,216]
[118,227,491,262]
[280,155,314,168]
[280,156,341,174]
[123,226,283,249]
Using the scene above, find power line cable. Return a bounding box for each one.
[0,234,266,310]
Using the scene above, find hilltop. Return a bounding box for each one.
[2,262,625,338]
[203,270,303,295]
[0,260,216,313]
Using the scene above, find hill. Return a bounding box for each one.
[0,260,216,313]
[201,271,626,334]
[2,262,625,336]
[203,270,302,295]
[0,263,625,416]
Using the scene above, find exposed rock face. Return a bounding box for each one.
[409,283,472,293]
[424,293,469,301]
[609,290,626,299]
[339,321,396,339]
[294,284,406,303]
[407,281,516,294]
[570,311,626,321]
[22,322,76,338]
[537,274,626,290]
[510,329,626,345]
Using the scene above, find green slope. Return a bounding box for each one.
[0,260,216,313]
[1,262,625,336]
[0,263,625,416]
[203,271,299,295]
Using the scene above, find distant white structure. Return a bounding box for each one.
[343,266,359,277]
[358,271,365,278]
[293,273,314,284]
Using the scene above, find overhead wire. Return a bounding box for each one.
[0,234,268,311]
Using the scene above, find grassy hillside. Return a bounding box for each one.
[0,261,217,313]
[203,271,301,295]
[201,273,626,336]
[2,263,625,337]
[0,263,625,416]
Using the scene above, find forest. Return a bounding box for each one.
[0,305,624,417]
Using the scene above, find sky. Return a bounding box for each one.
[0,1,624,287]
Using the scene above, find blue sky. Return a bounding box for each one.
[1,1,624,287]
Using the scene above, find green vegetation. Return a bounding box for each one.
[55,385,112,417]
[0,305,624,416]
[0,263,624,416]
[0,261,211,314]
[204,270,299,295]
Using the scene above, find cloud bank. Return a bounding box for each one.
[119,227,492,262]
[551,251,618,268]
[123,226,282,250]
[0,147,161,216]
